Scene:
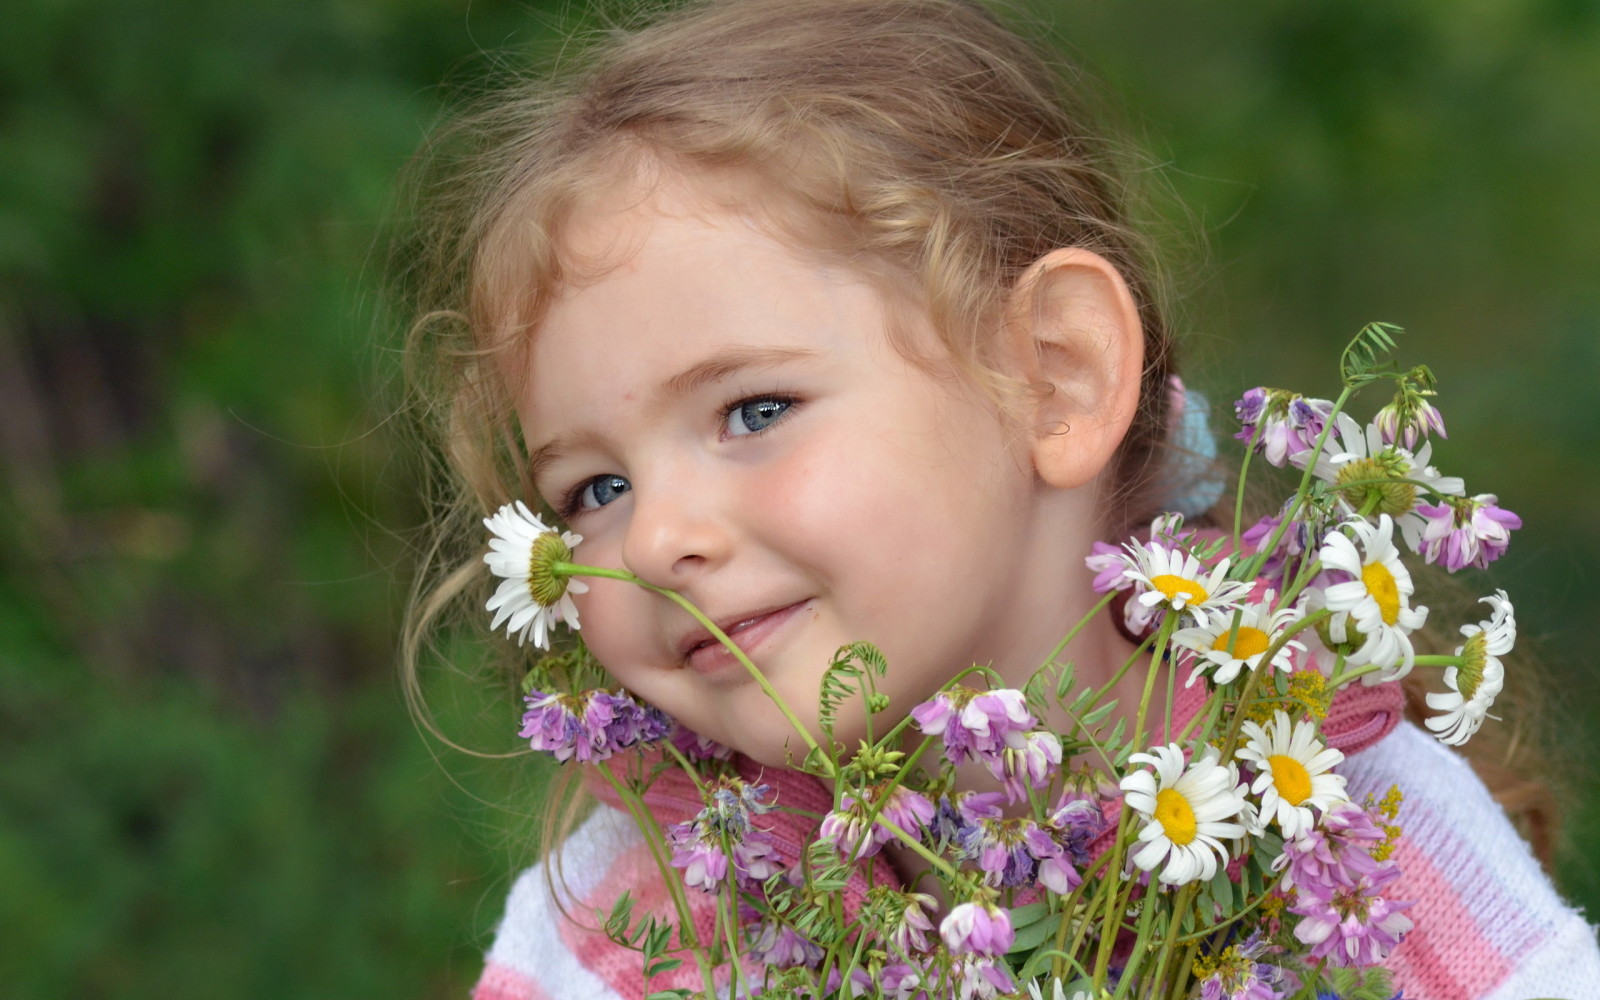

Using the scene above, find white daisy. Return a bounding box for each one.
[1118,540,1253,621]
[483,500,588,649]
[1120,744,1249,886]
[1235,710,1349,839]
[1317,515,1428,681]
[1170,594,1305,687]
[1294,412,1464,551]
[1426,590,1515,746]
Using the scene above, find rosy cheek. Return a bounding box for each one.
[569,575,649,674]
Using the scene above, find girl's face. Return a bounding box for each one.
[518,174,1105,767]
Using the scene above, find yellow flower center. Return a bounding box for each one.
[1211,625,1270,659]
[1150,574,1209,606]
[1155,788,1198,845]
[1267,754,1313,806]
[1360,561,1402,626]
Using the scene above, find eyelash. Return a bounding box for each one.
[552,391,802,520]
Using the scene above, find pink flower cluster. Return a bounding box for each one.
[1412,494,1521,572]
[1234,388,1335,468]
[819,785,936,860]
[518,688,671,763]
[745,916,823,969]
[668,780,786,893]
[954,789,1103,894]
[911,688,1061,802]
[669,722,734,762]
[940,901,1014,957]
[1275,801,1414,968]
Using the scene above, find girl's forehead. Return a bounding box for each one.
[554,162,818,285]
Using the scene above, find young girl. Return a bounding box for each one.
[401,1,1600,997]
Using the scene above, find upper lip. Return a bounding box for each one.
[676,601,805,660]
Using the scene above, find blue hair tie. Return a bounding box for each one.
[1160,375,1227,519]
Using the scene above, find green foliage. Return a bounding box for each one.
[816,641,888,742]
[1340,321,1407,388]
[602,893,685,988]
[1324,965,1397,1000]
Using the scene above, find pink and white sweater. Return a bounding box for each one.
[471,685,1600,1000]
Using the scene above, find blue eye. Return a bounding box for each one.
[575,474,631,512]
[725,396,794,437]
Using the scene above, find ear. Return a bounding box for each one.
[1004,247,1145,490]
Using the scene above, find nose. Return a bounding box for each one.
[619,473,733,589]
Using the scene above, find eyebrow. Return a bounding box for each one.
[525,345,821,491]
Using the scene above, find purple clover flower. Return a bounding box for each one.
[1290,863,1415,968]
[823,966,877,998]
[1046,789,1108,866]
[940,901,1015,957]
[669,722,733,762]
[702,780,775,839]
[911,687,1036,770]
[666,819,783,893]
[1195,933,1288,1000]
[666,780,784,893]
[959,817,1062,889]
[1374,396,1447,449]
[746,917,823,969]
[819,786,936,859]
[879,961,931,1000]
[1087,540,1133,593]
[518,688,670,763]
[1413,494,1522,571]
[999,729,1062,803]
[1273,800,1385,895]
[932,790,1005,845]
[885,892,937,956]
[949,955,1014,999]
[1235,388,1335,468]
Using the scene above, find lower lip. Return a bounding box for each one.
[685,601,810,677]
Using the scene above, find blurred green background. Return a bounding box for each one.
[2,1,1595,997]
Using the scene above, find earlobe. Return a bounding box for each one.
[1006,247,1146,490]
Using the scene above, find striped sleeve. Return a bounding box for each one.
[472,807,639,1000]
[1342,722,1600,1000]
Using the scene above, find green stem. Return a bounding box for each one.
[1329,653,1454,689]
[1172,869,1285,943]
[1236,386,1355,582]
[1232,418,1265,554]
[1217,609,1328,757]
[1049,841,1113,980]
[594,767,717,996]
[1130,612,1178,755]
[873,813,960,881]
[1111,887,1162,1000]
[1142,884,1195,1000]
[1088,610,1176,983]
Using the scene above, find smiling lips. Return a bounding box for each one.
[680,601,809,673]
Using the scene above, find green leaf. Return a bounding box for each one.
[644,957,683,978]
[1340,321,1405,388]
[817,642,887,737]
[1006,902,1060,954]
[1207,863,1234,913]
[1081,701,1116,726]
[1054,661,1078,700]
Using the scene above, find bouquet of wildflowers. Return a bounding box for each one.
[481,325,1520,999]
